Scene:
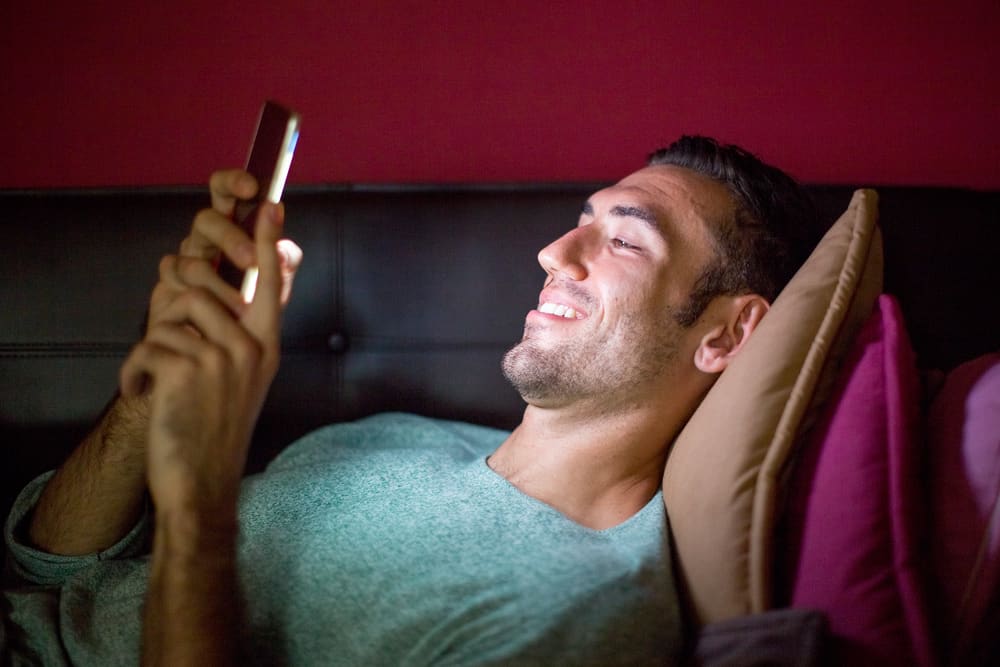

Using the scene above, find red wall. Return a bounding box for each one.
[2,1,997,189]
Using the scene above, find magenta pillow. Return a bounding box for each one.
[777,294,934,667]
[927,352,1000,663]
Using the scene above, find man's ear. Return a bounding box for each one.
[693,294,770,374]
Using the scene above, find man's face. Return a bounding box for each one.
[502,165,732,411]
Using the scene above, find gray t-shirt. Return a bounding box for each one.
[3,413,683,665]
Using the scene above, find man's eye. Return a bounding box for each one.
[612,238,637,250]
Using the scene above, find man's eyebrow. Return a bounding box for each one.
[581,201,661,232]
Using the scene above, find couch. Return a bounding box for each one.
[2,182,998,665]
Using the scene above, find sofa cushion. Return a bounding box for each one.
[662,189,883,623]
[927,352,1000,664]
[778,294,934,667]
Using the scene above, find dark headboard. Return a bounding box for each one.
[2,184,998,517]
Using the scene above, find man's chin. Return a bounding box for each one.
[503,353,573,406]
[502,345,544,399]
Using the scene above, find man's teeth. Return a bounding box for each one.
[538,302,580,319]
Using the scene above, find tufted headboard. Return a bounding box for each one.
[2,183,998,520]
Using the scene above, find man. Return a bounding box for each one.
[3,137,822,665]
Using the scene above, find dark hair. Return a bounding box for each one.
[648,136,823,327]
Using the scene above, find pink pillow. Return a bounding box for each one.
[927,353,1000,664]
[776,294,934,667]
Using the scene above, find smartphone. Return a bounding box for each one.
[220,100,301,301]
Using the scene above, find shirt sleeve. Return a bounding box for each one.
[3,472,151,587]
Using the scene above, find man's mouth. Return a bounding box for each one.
[537,302,585,319]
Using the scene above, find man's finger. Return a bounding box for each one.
[156,288,255,357]
[277,239,304,306]
[120,341,171,398]
[209,169,258,217]
[246,203,286,334]
[179,208,257,268]
[158,255,248,316]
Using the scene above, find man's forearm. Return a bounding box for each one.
[143,510,240,667]
[28,393,150,555]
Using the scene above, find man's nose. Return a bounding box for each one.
[537,226,590,281]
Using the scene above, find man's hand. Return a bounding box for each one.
[27,170,300,556]
[150,170,299,332]
[121,196,297,516]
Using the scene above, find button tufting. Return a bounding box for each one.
[326,332,349,353]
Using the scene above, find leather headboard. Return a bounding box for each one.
[2,184,998,517]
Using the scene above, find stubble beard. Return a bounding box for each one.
[502,309,682,409]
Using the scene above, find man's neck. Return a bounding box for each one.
[487,399,684,530]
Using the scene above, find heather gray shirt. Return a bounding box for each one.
[3,413,682,665]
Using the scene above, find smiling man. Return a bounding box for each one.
[3,136,823,666]
[492,162,771,532]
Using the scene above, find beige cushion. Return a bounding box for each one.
[662,189,884,625]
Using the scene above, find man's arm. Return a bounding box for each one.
[119,191,300,665]
[25,171,265,556]
[27,394,150,555]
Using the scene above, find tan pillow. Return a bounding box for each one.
[662,189,884,625]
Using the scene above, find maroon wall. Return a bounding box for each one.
[2,1,997,189]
